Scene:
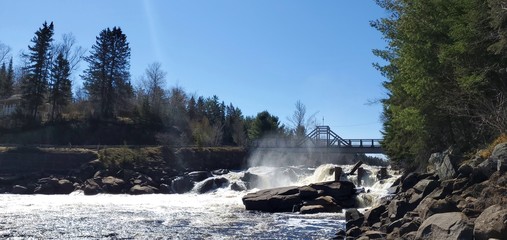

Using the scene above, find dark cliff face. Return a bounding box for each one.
[0,149,98,174]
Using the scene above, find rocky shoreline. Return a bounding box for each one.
[0,146,248,195]
[340,143,507,240]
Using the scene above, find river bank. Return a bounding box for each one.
[342,143,507,239]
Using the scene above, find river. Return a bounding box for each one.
[0,164,397,239]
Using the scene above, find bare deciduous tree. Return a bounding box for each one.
[0,41,11,64]
[287,100,317,138]
[52,33,85,73]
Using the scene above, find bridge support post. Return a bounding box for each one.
[334,167,342,182]
[357,167,364,186]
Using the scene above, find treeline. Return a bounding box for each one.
[0,22,309,146]
[373,0,507,169]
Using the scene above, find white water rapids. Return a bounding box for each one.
[0,164,398,239]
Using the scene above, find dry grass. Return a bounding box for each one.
[478,133,507,159]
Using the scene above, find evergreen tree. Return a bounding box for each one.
[48,53,71,121]
[5,57,14,97]
[21,21,54,121]
[83,27,132,119]
[248,111,283,140]
[0,62,6,98]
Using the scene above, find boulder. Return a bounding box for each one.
[401,172,419,191]
[473,204,507,240]
[158,183,172,194]
[309,181,355,201]
[212,169,229,175]
[345,208,364,230]
[241,172,261,189]
[386,218,404,233]
[492,142,507,171]
[299,186,319,200]
[101,176,126,193]
[346,226,362,238]
[415,197,459,220]
[387,199,413,221]
[12,185,28,194]
[196,177,229,194]
[399,221,419,236]
[300,205,326,214]
[34,177,59,194]
[242,186,301,212]
[363,230,386,239]
[230,182,247,191]
[415,212,472,240]
[437,154,457,180]
[300,196,341,213]
[83,179,102,195]
[457,164,473,177]
[129,185,157,195]
[477,158,497,178]
[56,179,75,194]
[187,171,212,182]
[171,176,194,194]
[363,205,386,226]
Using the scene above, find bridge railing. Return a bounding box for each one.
[334,139,382,148]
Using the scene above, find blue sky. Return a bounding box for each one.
[0,1,388,139]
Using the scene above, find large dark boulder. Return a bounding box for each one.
[196,177,229,194]
[363,205,386,226]
[492,142,507,171]
[56,179,75,194]
[12,185,28,194]
[171,176,194,194]
[415,212,473,240]
[300,196,342,214]
[242,186,301,212]
[129,185,157,195]
[83,179,102,195]
[187,171,212,182]
[309,181,355,201]
[101,176,126,193]
[474,204,507,240]
[34,177,59,194]
[345,208,364,230]
[415,197,459,220]
[429,151,458,181]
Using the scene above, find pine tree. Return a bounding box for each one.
[48,53,71,121]
[0,62,6,98]
[83,27,132,119]
[22,21,54,121]
[5,57,14,97]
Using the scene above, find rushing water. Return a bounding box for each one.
[0,164,396,239]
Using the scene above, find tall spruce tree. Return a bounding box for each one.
[0,62,6,98]
[48,53,71,121]
[22,21,54,121]
[5,57,14,97]
[83,27,132,119]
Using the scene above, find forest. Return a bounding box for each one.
[374,0,507,169]
[0,22,303,146]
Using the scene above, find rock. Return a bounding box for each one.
[412,179,439,195]
[363,230,386,239]
[299,186,319,200]
[300,205,326,214]
[57,179,75,194]
[196,177,229,194]
[386,218,404,233]
[492,142,507,171]
[473,204,507,240]
[12,185,28,194]
[242,186,301,212]
[333,229,346,240]
[84,179,101,195]
[230,182,246,191]
[187,171,212,182]
[477,158,497,178]
[415,197,459,220]
[345,208,364,230]
[388,199,413,221]
[415,212,473,240]
[309,181,356,202]
[34,177,59,194]
[212,169,229,175]
[171,176,194,194]
[241,172,261,189]
[437,153,458,180]
[129,185,157,195]
[457,164,473,177]
[101,176,126,193]
[158,183,172,193]
[399,221,419,236]
[300,196,341,213]
[401,172,419,191]
[363,205,386,226]
[346,226,362,238]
